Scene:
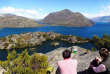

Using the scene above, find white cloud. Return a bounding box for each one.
[83,3,110,18]
[0,7,46,19]
[39,8,44,11]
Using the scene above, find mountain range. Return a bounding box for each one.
[91,16,110,23]
[41,9,95,27]
[0,14,40,28]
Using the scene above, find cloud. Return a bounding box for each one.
[0,7,46,19]
[39,8,44,11]
[83,3,110,18]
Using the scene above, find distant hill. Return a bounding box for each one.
[0,14,40,27]
[41,9,95,27]
[91,16,110,23]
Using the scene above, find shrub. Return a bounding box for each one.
[0,37,6,41]
[9,39,13,43]
[91,48,97,51]
[0,50,49,74]
[3,43,9,49]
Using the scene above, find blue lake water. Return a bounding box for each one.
[0,22,110,61]
[0,22,110,38]
[0,41,96,61]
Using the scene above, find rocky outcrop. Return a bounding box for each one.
[50,42,59,46]
[45,46,100,74]
[0,67,6,74]
[0,31,88,50]
[0,14,41,27]
[0,32,46,50]
[41,9,95,27]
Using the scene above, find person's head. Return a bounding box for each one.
[62,49,71,59]
[99,48,109,60]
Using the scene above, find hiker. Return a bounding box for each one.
[56,49,77,74]
[89,48,110,74]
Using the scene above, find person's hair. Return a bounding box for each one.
[62,49,71,59]
[99,48,109,59]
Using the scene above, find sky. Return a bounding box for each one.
[0,0,110,19]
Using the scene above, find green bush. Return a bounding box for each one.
[92,34,110,50]
[3,43,9,49]
[0,37,6,41]
[0,50,49,74]
[76,37,84,41]
[3,72,9,74]
[91,48,97,51]
[9,39,13,43]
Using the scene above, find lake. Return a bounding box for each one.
[0,22,110,61]
[0,22,110,38]
[0,40,96,61]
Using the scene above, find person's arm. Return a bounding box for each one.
[56,67,60,74]
[90,64,106,73]
[95,57,101,64]
[56,62,61,74]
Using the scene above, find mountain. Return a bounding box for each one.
[0,14,40,27]
[41,9,95,27]
[91,16,110,23]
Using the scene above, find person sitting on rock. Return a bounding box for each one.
[90,48,110,74]
[56,49,77,74]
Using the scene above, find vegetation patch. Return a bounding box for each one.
[0,50,49,74]
[92,34,110,50]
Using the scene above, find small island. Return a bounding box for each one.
[0,31,89,50]
[50,42,59,46]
